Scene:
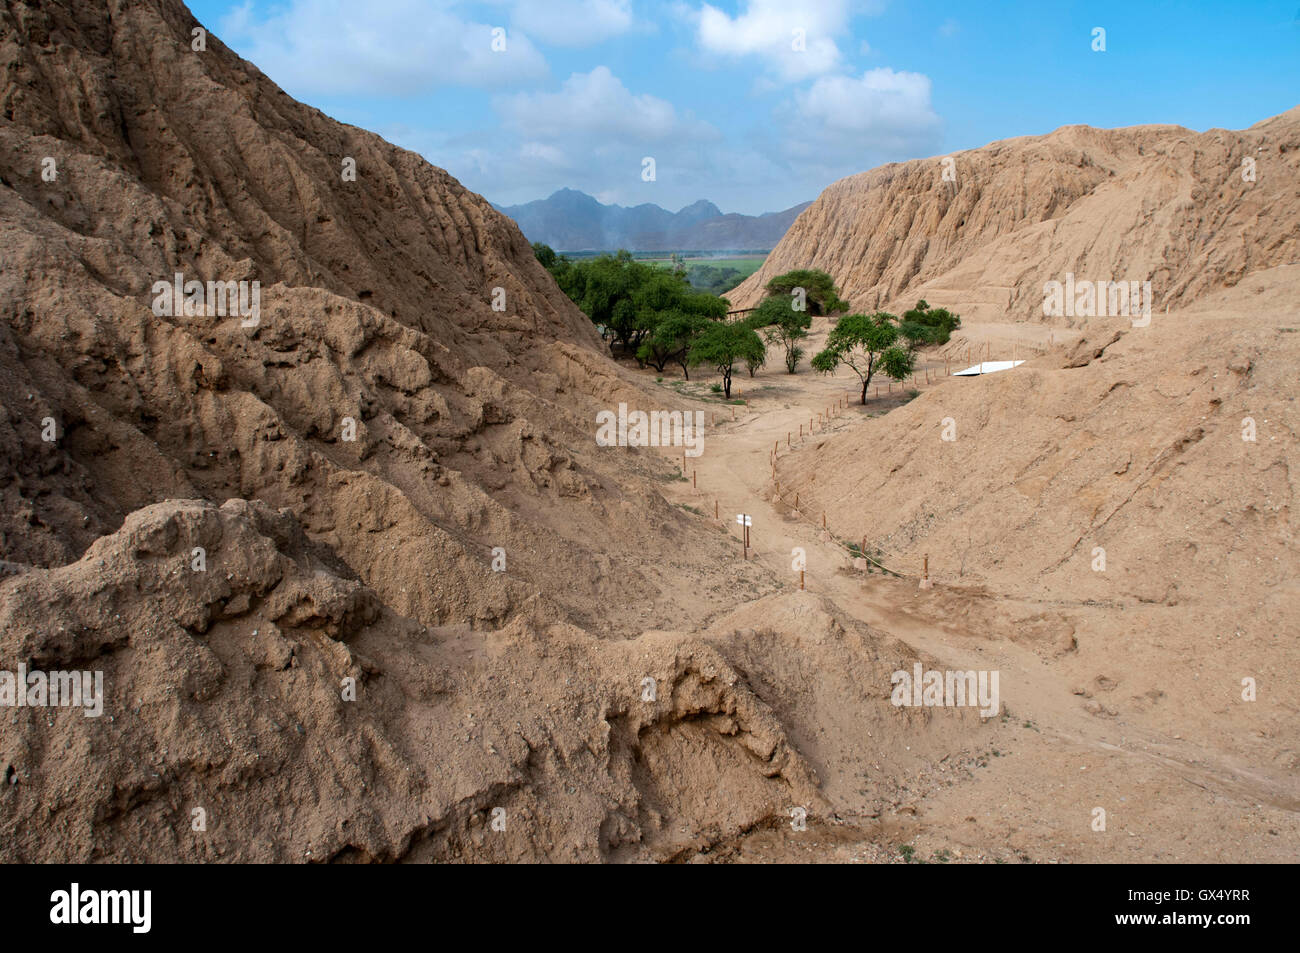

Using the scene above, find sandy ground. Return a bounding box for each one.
[640,313,1298,863]
[2,0,1293,864]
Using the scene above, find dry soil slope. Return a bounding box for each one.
[0,0,735,630]
[778,270,1299,774]
[730,109,1300,323]
[753,113,1299,768]
[0,0,855,861]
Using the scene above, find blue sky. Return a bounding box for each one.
[189,0,1299,215]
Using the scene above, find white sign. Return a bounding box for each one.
[735,514,752,527]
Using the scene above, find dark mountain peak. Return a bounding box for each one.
[676,199,723,222]
[500,189,809,252]
[543,188,603,209]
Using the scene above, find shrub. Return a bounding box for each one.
[810,312,914,404]
[690,322,766,399]
[763,269,848,316]
[748,296,812,373]
[900,299,961,346]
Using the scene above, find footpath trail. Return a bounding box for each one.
[654,353,1076,723]
[662,361,1049,694]
[648,340,1299,862]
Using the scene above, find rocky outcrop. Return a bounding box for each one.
[730,110,1300,324]
[0,0,841,860]
[0,498,832,862]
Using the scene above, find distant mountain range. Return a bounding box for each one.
[496,188,812,252]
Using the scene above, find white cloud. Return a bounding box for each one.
[393,58,942,215]
[253,5,944,216]
[387,67,728,209]
[219,0,256,38]
[519,141,570,165]
[691,0,854,81]
[496,66,717,142]
[508,0,636,47]
[789,67,941,143]
[762,66,942,190]
[218,0,548,96]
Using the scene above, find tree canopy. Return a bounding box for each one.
[687,264,747,295]
[688,322,765,398]
[637,310,710,378]
[747,295,812,373]
[899,299,962,347]
[532,244,728,368]
[763,269,848,316]
[810,312,914,404]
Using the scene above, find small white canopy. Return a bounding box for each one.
[952,360,1025,376]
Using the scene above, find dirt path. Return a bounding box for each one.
[644,340,1299,863]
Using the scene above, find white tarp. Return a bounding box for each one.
[952,360,1025,376]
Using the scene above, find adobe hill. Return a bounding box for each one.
[744,112,1300,803]
[728,109,1300,322]
[0,0,859,861]
[1,1,1294,865]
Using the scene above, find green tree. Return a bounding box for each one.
[748,296,812,373]
[531,242,558,271]
[535,248,731,365]
[898,320,930,354]
[532,242,575,296]
[637,310,710,378]
[567,253,634,349]
[567,253,665,357]
[900,299,961,345]
[631,276,727,372]
[682,289,730,322]
[763,269,848,316]
[811,312,914,404]
[689,322,765,398]
[687,264,746,295]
